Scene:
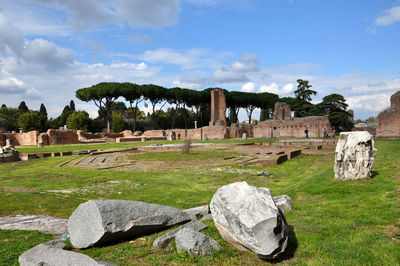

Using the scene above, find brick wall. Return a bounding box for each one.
[376,91,400,138]
[254,116,332,138]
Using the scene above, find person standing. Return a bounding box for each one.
[304,127,309,139]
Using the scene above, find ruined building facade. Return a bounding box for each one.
[254,102,333,138]
[376,90,400,138]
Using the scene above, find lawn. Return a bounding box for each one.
[1,139,399,265]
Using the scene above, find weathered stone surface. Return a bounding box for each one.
[68,200,191,249]
[175,228,221,256]
[0,214,68,236]
[334,131,377,180]
[19,240,114,266]
[201,213,213,221]
[183,205,210,220]
[273,195,293,213]
[152,220,207,249]
[210,181,289,260]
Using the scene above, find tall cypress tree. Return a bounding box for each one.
[39,103,48,119]
[69,100,75,112]
[18,101,29,112]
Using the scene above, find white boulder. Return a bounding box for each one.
[334,131,377,180]
[210,181,289,260]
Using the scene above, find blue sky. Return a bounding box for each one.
[0,0,399,121]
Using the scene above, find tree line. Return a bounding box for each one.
[0,79,353,134]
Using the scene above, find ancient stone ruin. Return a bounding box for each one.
[210,181,289,260]
[254,102,333,139]
[334,131,377,180]
[376,90,400,138]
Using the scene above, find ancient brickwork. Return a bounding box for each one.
[255,102,333,139]
[142,130,166,138]
[47,129,79,145]
[3,131,39,145]
[273,102,292,120]
[210,89,227,126]
[376,91,400,138]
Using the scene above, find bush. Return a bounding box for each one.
[66,111,91,132]
[18,112,46,132]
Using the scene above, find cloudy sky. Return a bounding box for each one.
[0,0,399,120]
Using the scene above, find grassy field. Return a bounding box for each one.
[1,139,399,265]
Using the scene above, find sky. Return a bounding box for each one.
[0,0,399,121]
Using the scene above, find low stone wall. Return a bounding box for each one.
[142,130,166,138]
[254,116,332,139]
[3,131,39,145]
[47,129,79,145]
[201,125,227,139]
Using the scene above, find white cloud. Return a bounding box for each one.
[375,5,400,26]
[213,53,259,83]
[241,82,256,92]
[27,0,180,30]
[22,38,74,70]
[138,48,218,69]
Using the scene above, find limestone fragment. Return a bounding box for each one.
[210,181,289,260]
[334,131,377,180]
[152,220,207,249]
[68,200,191,249]
[175,228,221,256]
[19,240,114,266]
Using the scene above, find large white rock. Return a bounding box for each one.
[210,182,289,260]
[334,131,377,180]
[68,200,191,249]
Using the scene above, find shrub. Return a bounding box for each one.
[18,112,46,132]
[111,112,124,133]
[66,111,91,132]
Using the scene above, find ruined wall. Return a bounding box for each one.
[186,129,202,140]
[202,125,227,139]
[376,91,400,138]
[227,123,253,138]
[142,130,166,138]
[47,129,79,145]
[254,116,332,139]
[210,89,226,126]
[273,102,292,120]
[3,131,39,145]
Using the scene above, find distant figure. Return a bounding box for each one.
[304,128,309,139]
[323,128,327,139]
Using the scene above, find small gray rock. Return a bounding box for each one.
[19,240,114,266]
[200,213,213,221]
[183,205,210,220]
[273,195,293,213]
[152,220,207,249]
[68,200,191,249]
[175,228,221,256]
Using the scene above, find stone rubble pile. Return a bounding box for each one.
[19,186,293,263]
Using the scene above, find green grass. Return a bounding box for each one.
[1,139,399,265]
[128,149,238,161]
